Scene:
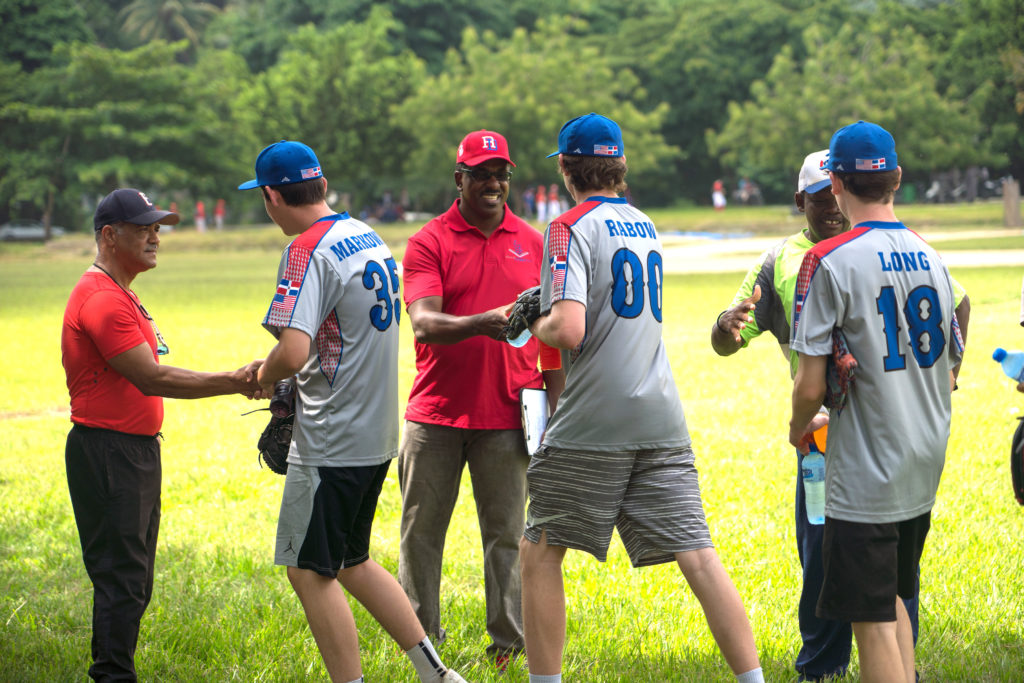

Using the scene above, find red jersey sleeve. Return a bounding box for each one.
[402,231,444,306]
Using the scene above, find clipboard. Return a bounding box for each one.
[519,388,549,456]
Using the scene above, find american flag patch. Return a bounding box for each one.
[548,222,571,298]
[855,158,886,171]
[301,166,322,179]
[272,278,300,310]
[593,144,618,156]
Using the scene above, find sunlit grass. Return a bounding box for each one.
[1,211,1023,680]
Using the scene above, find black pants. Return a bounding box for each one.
[66,425,161,683]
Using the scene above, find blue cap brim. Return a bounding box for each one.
[804,179,832,194]
[546,151,560,158]
[238,178,260,190]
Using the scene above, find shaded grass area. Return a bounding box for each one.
[2,226,1023,680]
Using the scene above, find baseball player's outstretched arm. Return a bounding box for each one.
[711,285,760,356]
[531,300,586,350]
[408,295,509,344]
[107,342,263,399]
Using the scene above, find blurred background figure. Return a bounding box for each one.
[712,179,727,210]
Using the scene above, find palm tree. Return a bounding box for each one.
[119,0,220,46]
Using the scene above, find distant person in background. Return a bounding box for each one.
[523,187,535,218]
[398,129,563,670]
[546,183,561,222]
[214,199,226,230]
[536,184,547,224]
[195,200,206,233]
[712,179,727,211]
[62,188,262,681]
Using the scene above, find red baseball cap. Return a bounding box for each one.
[456,130,515,167]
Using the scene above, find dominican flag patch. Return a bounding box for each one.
[856,157,887,171]
[272,278,300,312]
[593,144,619,156]
[301,166,322,179]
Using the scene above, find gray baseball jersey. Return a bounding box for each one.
[791,221,964,523]
[263,213,400,467]
[539,197,689,451]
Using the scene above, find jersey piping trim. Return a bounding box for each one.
[551,197,615,228]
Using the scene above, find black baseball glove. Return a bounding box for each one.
[503,286,542,340]
[824,328,857,414]
[257,413,292,475]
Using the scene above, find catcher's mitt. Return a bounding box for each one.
[503,286,542,341]
[258,413,292,475]
[823,328,857,413]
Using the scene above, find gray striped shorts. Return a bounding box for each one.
[523,445,713,567]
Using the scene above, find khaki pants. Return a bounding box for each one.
[397,421,528,655]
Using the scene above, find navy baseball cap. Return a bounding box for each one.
[94,188,179,231]
[547,113,624,158]
[238,140,323,190]
[824,121,897,173]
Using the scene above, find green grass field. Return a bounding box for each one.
[2,204,1023,681]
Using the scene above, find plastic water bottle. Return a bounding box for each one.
[801,424,827,525]
[506,328,532,348]
[992,348,1024,382]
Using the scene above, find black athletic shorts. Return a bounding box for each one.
[817,512,931,623]
[275,461,391,578]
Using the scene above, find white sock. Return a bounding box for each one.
[344,678,363,683]
[529,675,562,683]
[736,667,764,683]
[406,637,447,682]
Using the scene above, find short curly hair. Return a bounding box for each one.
[833,169,900,203]
[561,155,628,195]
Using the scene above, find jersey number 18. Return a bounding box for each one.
[876,284,946,371]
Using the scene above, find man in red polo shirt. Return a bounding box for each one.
[62,188,262,682]
[398,130,564,667]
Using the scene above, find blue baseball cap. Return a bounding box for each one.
[824,121,897,174]
[547,113,624,158]
[238,140,323,190]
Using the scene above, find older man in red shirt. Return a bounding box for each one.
[62,188,260,681]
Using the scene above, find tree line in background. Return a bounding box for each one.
[1,0,1022,231]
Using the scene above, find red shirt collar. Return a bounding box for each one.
[443,199,521,235]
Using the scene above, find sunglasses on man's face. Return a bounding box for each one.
[457,166,513,182]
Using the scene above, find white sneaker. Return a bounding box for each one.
[441,670,468,683]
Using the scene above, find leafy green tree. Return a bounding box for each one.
[707,21,994,196]
[0,0,92,70]
[233,7,426,213]
[0,41,255,231]
[394,16,676,209]
[933,0,1024,181]
[611,0,804,204]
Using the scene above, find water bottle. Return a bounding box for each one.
[506,328,532,348]
[801,424,827,525]
[992,348,1024,382]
